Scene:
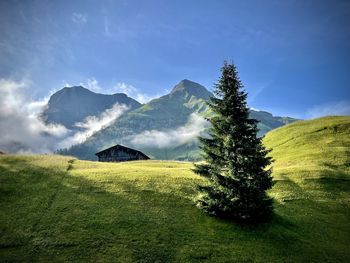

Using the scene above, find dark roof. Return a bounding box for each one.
[95,144,150,159]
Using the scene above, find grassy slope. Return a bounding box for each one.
[1,116,349,262]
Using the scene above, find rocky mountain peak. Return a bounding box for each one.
[170,79,212,100]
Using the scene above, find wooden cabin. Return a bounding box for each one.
[95,144,150,162]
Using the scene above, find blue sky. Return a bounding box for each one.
[1,0,349,118]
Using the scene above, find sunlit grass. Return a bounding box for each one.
[0,116,349,262]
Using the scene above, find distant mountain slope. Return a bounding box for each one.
[41,86,141,129]
[62,80,298,160]
[250,110,296,135]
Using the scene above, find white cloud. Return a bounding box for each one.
[27,96,49,115]
[250,107,260,111]
[130,113,208,148]
[84,77,102,93]
[72,13,88,25]
[0,79,130,153]
[26,86,61,116]
[0,79,68,153]
[58,103,128,148]
[62,80,72,88]
[82,78,157,104]
[307,100,350,118]
[112,82,157,103]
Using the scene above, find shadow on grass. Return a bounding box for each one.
[1,157,347,262]
[301,162,350,198]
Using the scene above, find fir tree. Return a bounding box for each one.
[194,62,274,223]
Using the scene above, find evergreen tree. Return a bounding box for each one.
[194,62,274,223]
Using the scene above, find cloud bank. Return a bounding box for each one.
[0,79,68,153]
[130,113,208,148]
[0,79,128,153]
[59,103,128,148]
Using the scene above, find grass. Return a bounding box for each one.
[0,116,349,262]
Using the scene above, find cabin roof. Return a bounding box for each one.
[95,144,150,159]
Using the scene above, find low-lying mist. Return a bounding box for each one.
[0,79,128,154]
[130,113,208,149]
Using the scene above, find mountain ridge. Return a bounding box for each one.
[169,79,212,99]
[55,80,298,160]
[41,86,141,129]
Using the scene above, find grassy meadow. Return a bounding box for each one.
[0,116,349,262]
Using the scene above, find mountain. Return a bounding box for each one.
[61,80,298,160]
[251,110,297,135]
[41,86,141,129]
[62,80,211,160]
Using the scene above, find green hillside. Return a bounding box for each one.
[264,115,350,180]
[1,116,349,262]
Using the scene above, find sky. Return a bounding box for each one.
[0,0,349,119]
